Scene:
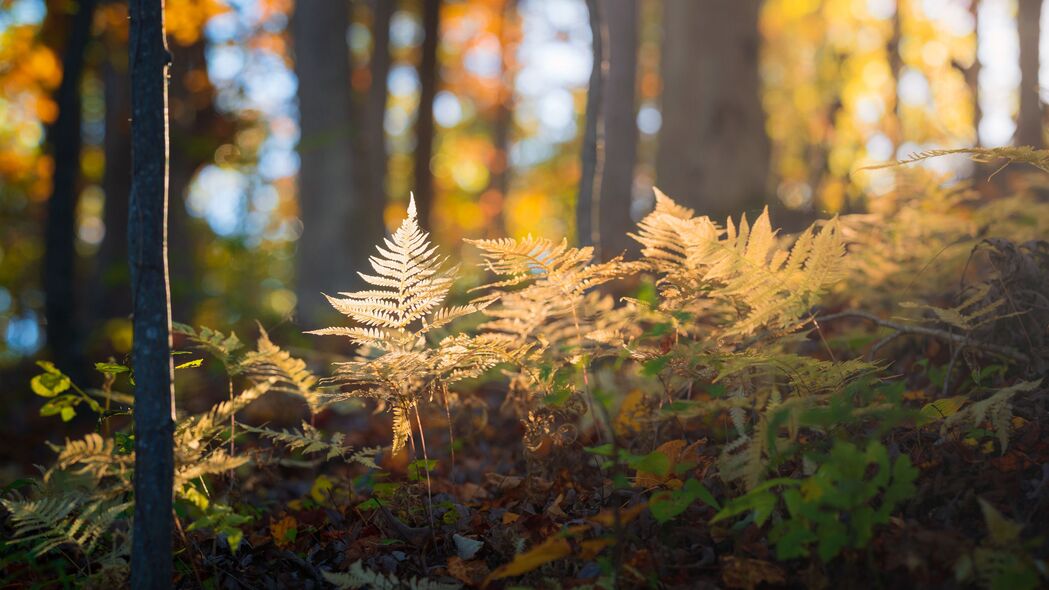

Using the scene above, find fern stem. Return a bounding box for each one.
[412,404,436,536]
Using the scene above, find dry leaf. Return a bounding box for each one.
[721,555,786,590]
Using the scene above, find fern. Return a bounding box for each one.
[2,489,131,559]
[870,146,1049,174]
[942,380,1043,453]
[323,560,461,590]
[308,196,491,453]
[632,188,845,335]
[241,324,323,413]
[241,422,379,467]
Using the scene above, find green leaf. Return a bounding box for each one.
[94,362,129,375]
[650,490,694,524]
[31,372,70,398]
[175,358,204,370]
[630,451,671,477]
[917,396,968,425]
[641,356,670,376]
[60,406,76,422]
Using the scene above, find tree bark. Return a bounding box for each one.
[363,0,393,204]
[1017,0,1044,148]
[96,31,133,324]
[293,0,380,326]
[596,0,638,261]
[128,0,175,587]
[577,0,605,248]
[414,0,440,229]
[43,0,97,381]
[656,0,769,221]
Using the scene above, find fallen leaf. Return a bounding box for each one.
[270,515,297,548]
[485,526,589,585]
[454,534,484,560]
[448,555,489,586]
[721,555,786,590]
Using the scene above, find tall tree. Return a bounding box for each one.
[95,20,132,324]
[363,0,394,204]
[577,0,605,249]
[656,0,770,220]
[414,0,441,229]
[43,0,98,380]
[293,0,381,325]
[1017,0,1044,148]
[128,0,175,586]
[596,0,638,261]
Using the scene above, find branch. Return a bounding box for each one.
[815,310,1030,364]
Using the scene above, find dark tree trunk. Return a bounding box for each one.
[96,28,132,325]
[43,0,97,381]
[293,0,380,325]
[1017,0,1044,148]
[363,0,393,203]
[128,0,175,586]
[596,0,638,261]
[656,0,769,220]
[414,0,440,229]
[967,0,981,146]
[577,0,605,248]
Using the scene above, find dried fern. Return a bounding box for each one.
[309,197,492,453]
[942,380,1043,452]
[241,422,379,467]
[632,188,845,335]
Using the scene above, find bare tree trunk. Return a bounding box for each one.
[96,30,132,324]
[1017,0,1044,148]
[656,0,769,220]
[414,0,440,229]
[363,0,394,203]
[128,0,175,586]
[968,0,982,145]
[293,0,380,325]
[43,0,97,381]
[577,0,605,248]
[597,0,638,261]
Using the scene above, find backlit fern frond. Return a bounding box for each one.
[308,197,492,452]
[241,324,322,413]
[241,422,378,467]
[632,189,845,335]
[44,434,133,491]
[899,283,1006,332]
[942,380,1043,452]
[868,146,1049,174]
[175,378,276,449]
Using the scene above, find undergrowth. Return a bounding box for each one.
[3,157,1049,589]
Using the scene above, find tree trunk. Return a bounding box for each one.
[293,0,380,326]
[596,0,638,261]
[128,0,175,587]
[1017,0,1044,148]
[43,0,97,381]
[363,0,393,204]
[577,0,605,248]
[967,0,981,146]
[96,33,132,324]
[414,0,440,229]
[656,0,769,220]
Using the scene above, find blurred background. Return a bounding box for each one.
[0,0,1044,379]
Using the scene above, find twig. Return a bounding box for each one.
[815,310,1030,364]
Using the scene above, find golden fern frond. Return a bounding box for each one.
[308,196,477,352]
[942,380,1043,453]
[241,324,322,413]
[633,190,845,335]
[715,353,878,397]
[241,422,379,467]
[2,491,130,558]
[867,146,1049,174]
[899,283,1007,332]
[174,448,250,484]
[44,434,133,489]
[175,378,276,449]
[391,403,413,455]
